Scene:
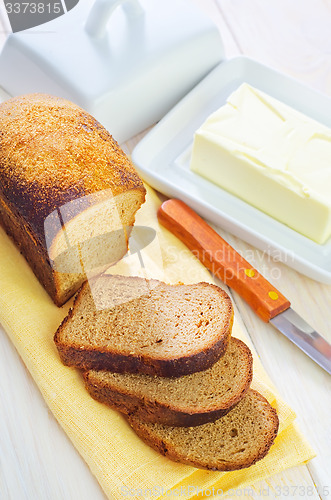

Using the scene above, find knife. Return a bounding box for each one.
[157,199,331,375]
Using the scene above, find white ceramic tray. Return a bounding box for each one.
[132,56,331,284]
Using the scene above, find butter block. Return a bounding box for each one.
[190,83,331,244]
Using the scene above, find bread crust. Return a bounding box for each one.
[54,278,234,377]
[0,94,146,305]
[127,390,279,471]
[55,326,231,377]
[83,338,252,426]
[0,195,57,300]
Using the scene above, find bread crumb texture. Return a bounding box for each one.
[128,389,279,471]
[57,276,233,359]
[86,337,253,414]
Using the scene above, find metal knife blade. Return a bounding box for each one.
[157,198,331,374]
[271,308,331,374]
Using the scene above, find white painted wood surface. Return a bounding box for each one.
[1,1,331,499]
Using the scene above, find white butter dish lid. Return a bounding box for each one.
[0,0,224,144]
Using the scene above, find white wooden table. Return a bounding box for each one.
[1,1,331,499]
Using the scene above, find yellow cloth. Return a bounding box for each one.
[0,186,314,499]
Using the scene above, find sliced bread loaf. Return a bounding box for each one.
[0,94,145,306]
[54,275,233,377]
[84,337,252,426]
[127,389,279,471]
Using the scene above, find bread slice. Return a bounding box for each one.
[84,337,252,426]
[127,389,279,471]
[54,275,233,377]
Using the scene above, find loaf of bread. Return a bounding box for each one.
[0,94,146,306]
[84,337,253,426]
[54,275,234,376]
[127,389,279,471]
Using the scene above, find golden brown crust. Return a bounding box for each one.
[0,94,146,305]
[0,93,145,244]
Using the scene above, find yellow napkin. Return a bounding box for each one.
[0,185,314,499]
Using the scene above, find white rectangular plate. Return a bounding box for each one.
[132,56,331,284]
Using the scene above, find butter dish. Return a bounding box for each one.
[0,0,223,144]
[132,57,331,283]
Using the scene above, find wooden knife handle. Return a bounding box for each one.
[157,199,290,322]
